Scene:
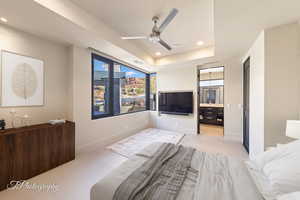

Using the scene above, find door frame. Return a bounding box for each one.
[197,66,225,135]
[243,57,250,153]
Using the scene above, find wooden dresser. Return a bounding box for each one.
[0,121,75,191]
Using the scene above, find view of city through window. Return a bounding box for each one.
[114,64,146,114]
[92,55,147,118]
[93,59,110,116]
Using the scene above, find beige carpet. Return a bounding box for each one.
[0,134,248,200]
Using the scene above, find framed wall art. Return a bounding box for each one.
[1,51,44,107]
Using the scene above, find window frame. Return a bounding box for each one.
[92,53,150,120]
[149,73,157,111]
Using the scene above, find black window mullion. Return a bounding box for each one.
[146,74,150,110]
[91,54,95,119]
[109,61,114,116]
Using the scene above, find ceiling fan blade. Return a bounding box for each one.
[158,8,179,33]
[121,36,148,40]
[159,39,172,51]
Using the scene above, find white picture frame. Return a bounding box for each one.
[1,51,44,107]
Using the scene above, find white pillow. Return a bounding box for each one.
[249,139,300,171]
[277,192,300,200]
[246,139,300,199]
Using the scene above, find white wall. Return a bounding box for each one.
[222,58,243,141]
[151,66,198,134]
[242,22,300,157]
[152,57,244,139]
[264,23,300,147]
[0,24,70,127]
[70,46,151,153]
[0,24,149,155]
[243,32,265,158]
[67,46,74,121]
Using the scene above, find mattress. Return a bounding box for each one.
[91,143,263,200]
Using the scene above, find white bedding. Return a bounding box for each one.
[107,128,185,157]
[247,139,300,199]
[277,192,300,200]
[91,143,263,200]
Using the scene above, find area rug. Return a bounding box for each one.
[107,128,185,157]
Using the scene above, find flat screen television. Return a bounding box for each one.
[159,92,193,115]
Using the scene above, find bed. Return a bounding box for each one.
[91,142,263,200]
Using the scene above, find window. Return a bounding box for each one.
[92,54,112,118]
[150,73,157,111]
[114,64,146,114]
[92,53,149,119]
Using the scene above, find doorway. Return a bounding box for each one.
[243,58,250,153]
[198,66,224,136]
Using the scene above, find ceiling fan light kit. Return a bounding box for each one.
[121,8,179,51]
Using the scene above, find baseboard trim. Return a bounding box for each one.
[76,127,151,155]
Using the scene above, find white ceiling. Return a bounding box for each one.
[70,0,214,57]
[0,0,300,70]
[214,0,300,58]
[0,0,155,71]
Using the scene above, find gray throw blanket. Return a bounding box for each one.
[113,143,196,200]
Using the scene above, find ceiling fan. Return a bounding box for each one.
[121,8,179,51]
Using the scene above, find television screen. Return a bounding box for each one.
[159,92,193,114]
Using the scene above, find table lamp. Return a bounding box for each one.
[286,120,300,139]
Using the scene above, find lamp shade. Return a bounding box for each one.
[286,120,300,139]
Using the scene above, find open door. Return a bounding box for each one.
[198,67,224,136]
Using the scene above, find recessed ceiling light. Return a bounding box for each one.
[155,52,161,56]
[197,41,204,46]
[0,17,8,23]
